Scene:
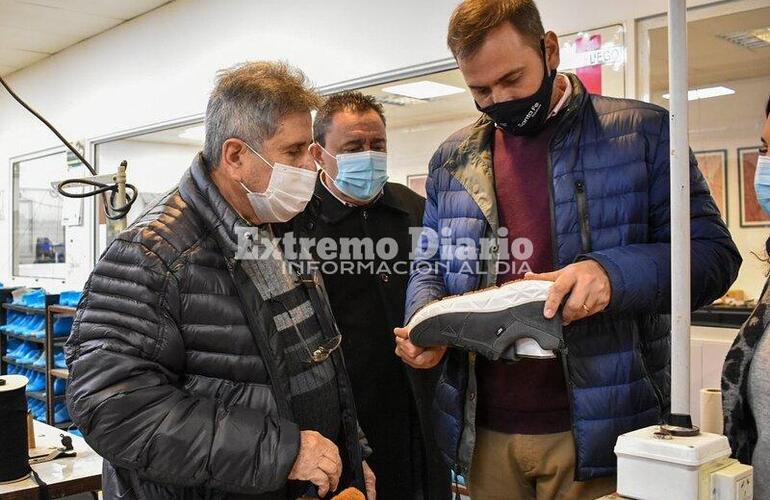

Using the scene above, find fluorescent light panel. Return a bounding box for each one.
[753,28,770,44]
[382,81,465,100]
[662,86,735,101]
[718,27,770,49]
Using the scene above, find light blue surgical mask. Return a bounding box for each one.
[754,155,770,215]
[320,146,388,202]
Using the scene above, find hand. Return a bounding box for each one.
[524,260,611,325]
[394,327,447,369]
[362,461,376,500]
[288,430,342,497]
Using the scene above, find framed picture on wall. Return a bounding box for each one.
[694,150,727,223]
[407,174,428,198]
[738,146,770,227]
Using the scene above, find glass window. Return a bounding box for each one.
[354,69,477,193]
[640,3,770,304]
[559,24,626,98]
[94,122,204,254]
[12,150,76,279]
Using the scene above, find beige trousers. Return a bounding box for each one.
[468,428,616,500]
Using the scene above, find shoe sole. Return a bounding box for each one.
[406,280,562,360]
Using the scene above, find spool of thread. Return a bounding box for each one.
[700,387,724,434]
[0,375,31,484]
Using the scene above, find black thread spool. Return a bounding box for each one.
[0,375,31,484]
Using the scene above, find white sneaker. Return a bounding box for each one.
[405,280,562,360]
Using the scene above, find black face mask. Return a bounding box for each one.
[475,40,557,136]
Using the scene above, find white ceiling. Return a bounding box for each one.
[362,69,479,129]
[0,0,172,76]
[649,6,770,93]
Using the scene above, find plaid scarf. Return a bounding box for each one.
[722,280,770,463]
[239,229,342,442]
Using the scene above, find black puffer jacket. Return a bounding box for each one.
[65,154,364,499]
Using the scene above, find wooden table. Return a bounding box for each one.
[0,420,102,499]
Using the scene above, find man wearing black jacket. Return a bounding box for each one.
[283,92,450,499]
[65,62,372,500]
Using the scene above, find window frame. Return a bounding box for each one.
[10,145,71,281]
[88,114,205,264]
[635,0,769,103]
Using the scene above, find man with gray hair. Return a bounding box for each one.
[66,61,374,499]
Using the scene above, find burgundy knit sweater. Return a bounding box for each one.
[475,120,571,435]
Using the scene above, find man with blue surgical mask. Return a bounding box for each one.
[282,91,450,499]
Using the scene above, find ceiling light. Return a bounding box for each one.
[717,27,770,49]
[179,125,205,141]
[381,81,465,100]
[753,28,770,44]
[376,95,424,107]
[662,86,735,101]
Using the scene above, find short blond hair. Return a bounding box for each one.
[447,0,545,60]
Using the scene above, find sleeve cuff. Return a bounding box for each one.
[577,252,625,311]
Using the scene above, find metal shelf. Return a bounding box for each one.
[2,356,47,373]
[0,293,74,429]
[26,390,47,402]
[2,303,48,315]
[1,330,47,344]
[26,390,65,402]
[49,305,77,316]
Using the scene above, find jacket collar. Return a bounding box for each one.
[178,153,249,257]
[443,73,589,231]
[309,176,408,225]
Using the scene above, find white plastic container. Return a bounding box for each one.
[615,425,733,500]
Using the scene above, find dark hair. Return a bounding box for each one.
[203,61,321,167]
[447,0,545,59]
[766,94,770,117]
[313,91,386,147]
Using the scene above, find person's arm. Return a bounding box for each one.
[404,156,449,323]
[65,234,300,494]
[581,112,741,314]
[398,153,450,369]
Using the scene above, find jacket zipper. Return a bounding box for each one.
[548,148,580,480]
[575,181,592,253]
[224,257,293,419]
[456,81,587,475]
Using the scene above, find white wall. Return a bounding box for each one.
[652,75,770,298]
[94,139,201,255]
[690,325,739,428]
[388,115,477,185]
[0,0,726,291]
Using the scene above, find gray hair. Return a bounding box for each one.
[203,61,322,167]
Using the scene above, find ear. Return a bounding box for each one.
[309,143,325,166]
[311,143,339,178]
[220,138,247,180]
[544,31,560,72]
